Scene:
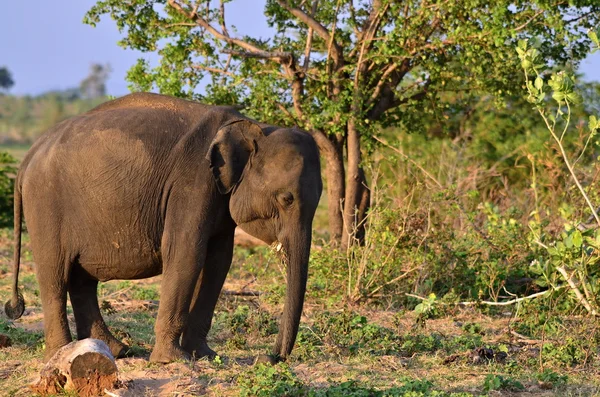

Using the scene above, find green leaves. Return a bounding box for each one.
[518,38,584,108]
[589,28,600,53]
[548,72,581,105]
[516,39,546,74]
[590,115,599,133]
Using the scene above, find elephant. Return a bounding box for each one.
[3,92,323,363]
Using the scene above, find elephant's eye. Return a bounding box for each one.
[277,191,294,207]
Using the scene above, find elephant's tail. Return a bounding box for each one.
[4,182,25,320]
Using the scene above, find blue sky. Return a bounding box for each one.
[2,1,599,96]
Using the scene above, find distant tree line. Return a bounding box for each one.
[0,64,111,144]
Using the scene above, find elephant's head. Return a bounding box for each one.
[207,119,322,361]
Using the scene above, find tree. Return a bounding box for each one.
[80,63,112,99]
[85,0,600,247]
[0,67,14,92]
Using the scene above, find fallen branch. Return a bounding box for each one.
[509,330,542,345]
[405,288,561,307]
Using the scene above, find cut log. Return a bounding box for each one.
[30,338,118,397]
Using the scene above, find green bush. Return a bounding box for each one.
[0,151,17,227]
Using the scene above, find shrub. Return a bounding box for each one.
[0,151,17,227]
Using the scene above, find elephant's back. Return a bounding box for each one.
[18,104,188,262]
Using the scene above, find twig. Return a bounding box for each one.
[509,330,542,345]
[405,288,558,306]
[191,64,234,76]
[556,266,598,316]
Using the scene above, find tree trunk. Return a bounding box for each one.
[323,138,345,243]
[309,129,345,244]
[342,119,370,249]
[30,339,118,397]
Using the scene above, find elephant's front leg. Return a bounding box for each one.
[182,230,234,359]
[150,235,206,363]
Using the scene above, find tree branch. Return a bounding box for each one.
[302,0,319,71]
[367,63,398,107]
[222,49,291,62]
[275,0,343,67]
[514,9,545,32]
[219,0,229,37]
[168,0,282,59]
[191,64,234,76]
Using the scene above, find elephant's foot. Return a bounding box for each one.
[43,346,62,362]
[150,343,191,363]
[100,336,128,359]
[43,338,73,362]
[88,328,129,358]
[254,354,281,366]
[183,340,218,359]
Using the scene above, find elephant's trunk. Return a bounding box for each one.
[273,225,311,360]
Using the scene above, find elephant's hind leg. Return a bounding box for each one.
[36,261,73,362]
[69,270,127,358]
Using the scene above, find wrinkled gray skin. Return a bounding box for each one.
[4,92,322,363]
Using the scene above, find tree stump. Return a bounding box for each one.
[30,338,118,397]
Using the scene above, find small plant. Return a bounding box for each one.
[238,364,305,397]
[542,338,589,367]
[401,333,443,355]
[312,310,401,356]
[536,369,568,388]
[228,305,250,334]
[461,322,483,335]
[482,374,524,392]
[414,293,441,326]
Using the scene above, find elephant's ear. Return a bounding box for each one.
[206,119,264,194]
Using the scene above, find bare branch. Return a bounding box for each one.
[325,0,343,99]
[302,0,319,71]
[405,289,558,307]
[277,103,302,126]
[222,49,292,62]
[565,9,598,24]
[219,0,229,37]
[191,64,234,77]
[514,9,545,32]
[168,0,275,58]
[222,53,232,72]
[163,22,197,28]
[367,63,398,106]
[275,0,343,67]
